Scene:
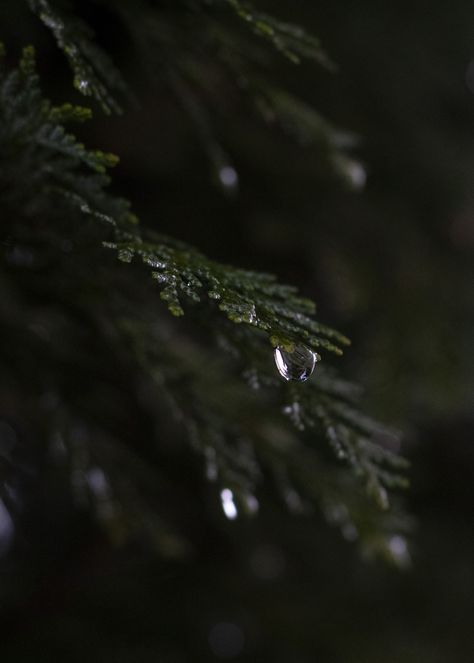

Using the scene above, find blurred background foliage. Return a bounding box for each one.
[1,0,473,661]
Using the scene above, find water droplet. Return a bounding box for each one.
[143,256,167,269]
[387,535,410,567]
[217,164,239,195]
[220,488,238,520]
[344,160,367,190]
[244,304,258,325]
[87,467,110,500]
[75,78,90,94]
[219,165,238,188]
[274,344,316,382]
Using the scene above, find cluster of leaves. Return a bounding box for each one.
[0,8,410,564]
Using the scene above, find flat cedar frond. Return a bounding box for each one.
[101,236,350,356]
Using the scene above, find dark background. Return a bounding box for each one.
[1,1,474,661]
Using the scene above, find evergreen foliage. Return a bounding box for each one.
[0,1,413,568]
[2,1,473,660]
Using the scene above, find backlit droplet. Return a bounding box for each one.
[75,78,90,94]
[345,159,367,190]
[387,535,410,568]
[274,344,316,382]
[220,488,238,520]
[218,165,239,191]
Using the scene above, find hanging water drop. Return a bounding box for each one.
[387,535,411,568]
[220,488,238,520]
[274,344,316,382]
[218,165,239,191]
[75,78,90,94]
[343,158,367,190]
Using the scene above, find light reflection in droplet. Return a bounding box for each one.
[220,488,238,520]
[77,78,90,93]
[274,344,316,382]
[208,622,245,659]
[87,467,109,499]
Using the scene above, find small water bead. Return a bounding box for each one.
[75,78,91,94]
[343,158,367,190]
[387,535,410,568]
[218,165,239,192]
[220,488,238,520]
[274,343,317,382]
[243,304,258,325]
